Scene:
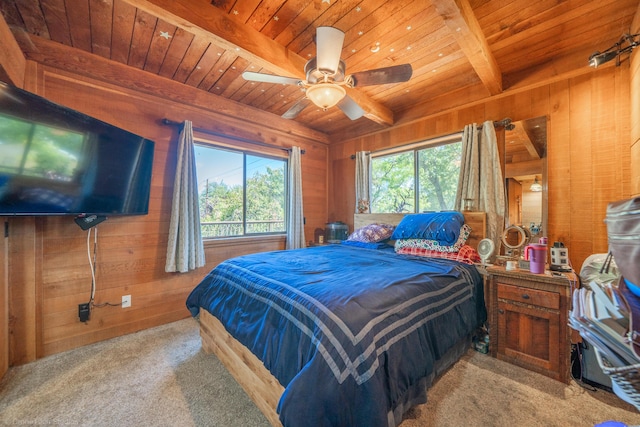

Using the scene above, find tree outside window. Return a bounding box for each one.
[371,151,414,213]
[194,144,287,238]
[371,139,461,213]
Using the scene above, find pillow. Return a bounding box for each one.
[341,240,392,249]
[390,211,464,245]
[347,223,395,243]
[396,244,481,265]
[394,224,472,253]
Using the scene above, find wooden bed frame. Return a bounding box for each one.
[198,211,486,427]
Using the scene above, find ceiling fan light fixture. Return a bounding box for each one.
[241,26,411,120]
[305,83,346,110]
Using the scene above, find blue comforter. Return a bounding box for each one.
[186,244,486,427]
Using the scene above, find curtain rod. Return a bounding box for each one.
[161,119,304,154]
[349,118,512,159]
[494,117,513,129]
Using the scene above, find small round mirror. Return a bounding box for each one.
[501,225,531,257]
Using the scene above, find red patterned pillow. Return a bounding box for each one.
[395,244,481,265]
[347,223,395,243]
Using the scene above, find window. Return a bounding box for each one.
[371,136,462,213]
[194,143,287,238]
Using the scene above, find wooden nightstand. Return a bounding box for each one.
[485,265,578,383]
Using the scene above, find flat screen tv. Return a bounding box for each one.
[0,81,154,216]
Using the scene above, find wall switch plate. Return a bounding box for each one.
[122,295,131,308]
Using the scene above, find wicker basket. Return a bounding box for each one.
[595,348,640,411]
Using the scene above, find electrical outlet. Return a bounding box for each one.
[78,303,90,322]
[122,295,131,308]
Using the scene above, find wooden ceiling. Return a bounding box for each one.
[1,0,638,140]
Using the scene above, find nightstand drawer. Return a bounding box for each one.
[497,283,559,310]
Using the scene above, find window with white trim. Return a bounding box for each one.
[194,143,287,238]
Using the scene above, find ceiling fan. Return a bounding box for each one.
[242,26,413,120]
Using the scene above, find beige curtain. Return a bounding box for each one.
[456,121,506,251]
[286,146,306,249]
[355,151,371,213]
[165,121,206,272]
[457,124,480,212]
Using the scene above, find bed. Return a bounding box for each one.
[186,211,486,427]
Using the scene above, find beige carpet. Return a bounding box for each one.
[405,351,640,427]
[0,318,638,427]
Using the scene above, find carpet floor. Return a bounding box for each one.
[0,318,638,427]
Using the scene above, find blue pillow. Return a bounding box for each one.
[390,212,464,245]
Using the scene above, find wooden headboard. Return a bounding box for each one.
[353,211,486,250]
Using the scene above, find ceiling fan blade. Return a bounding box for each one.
[316,27,345,75]
[337,95,365,120]
[282,98,312,119]
[242,71,301,86]
[350,64,413,87]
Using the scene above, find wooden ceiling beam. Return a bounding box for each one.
[503,48,597,91]
[126,0,306,79]
[345,87,394,126]
[433,0,502,95]
[125,0,394,126]
[0,13,26,87]
[512,123,541,159]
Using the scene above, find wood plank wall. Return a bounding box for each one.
[328,65,632,273]
[632,45,640,197]
[7,63,328,364]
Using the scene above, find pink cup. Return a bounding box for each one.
[524,244,547,274]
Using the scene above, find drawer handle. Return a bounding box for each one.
[498,309,504,314]
[521,294,530,299]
